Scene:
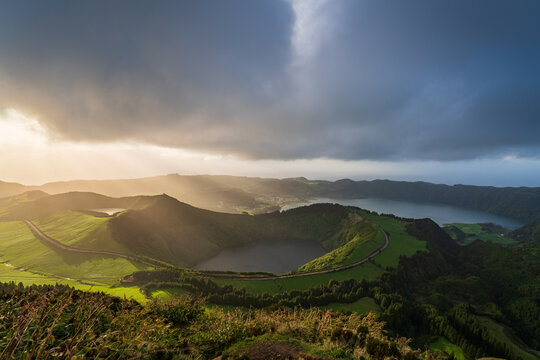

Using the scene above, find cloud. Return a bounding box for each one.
[0,0,539,161]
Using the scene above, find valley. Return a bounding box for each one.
[0,178,538,360]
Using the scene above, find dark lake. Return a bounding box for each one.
[281,197,524,229]
[193,239,326,274]
[194,197,523,274]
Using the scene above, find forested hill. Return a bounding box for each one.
[333,180,540,222]
[2,174,539,222]
[511,218,540,246]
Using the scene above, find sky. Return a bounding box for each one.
[0,0,539,186]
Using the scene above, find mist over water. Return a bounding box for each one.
[282,198,524,229]
[193,239,326,274]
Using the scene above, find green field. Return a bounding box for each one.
[212,212,425,294]
[357,211,427,268]
[150,287,187,300]
[0,263,147,302]
[34,210,132,253]
[323,297,381,316]
[428,337,467,360]
[297,219,380,272]
[476,316,540,360]
[215,261,383,294]
[444,223,515,245]
[0,220,149,301]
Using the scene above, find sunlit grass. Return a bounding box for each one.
[445,223,515,245]
[428,337,467,360]
[215,261,383,294]
[34,210,133,253]
[322,297,381,316]
[0,263,147,302]
[359,211,427,268]
[0,220,150,293]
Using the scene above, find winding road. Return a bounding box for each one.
[201,227,389,281]
[23,219,162,268]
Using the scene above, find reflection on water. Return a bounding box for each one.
[282,198,523,229]
[88,208,126,215]
[193,239,326,274]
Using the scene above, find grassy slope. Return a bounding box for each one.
[0,263,147,302]
[476,316,540,360]
[215,261,383,294]
[34,210,132,253]
[0,220,149,300]
[323,297,381,316]
[360,211,427,268]
[428,337,468,360]
[150,287,187,300]
[297,218,380,272]
[445,223,515,245]
[214,211,426,293]
[0,191,48,218]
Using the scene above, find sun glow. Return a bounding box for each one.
[0,109,222,184]
[0,109,48,147]
[1,108,539,187]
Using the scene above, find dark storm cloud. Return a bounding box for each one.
[0,0,539,160]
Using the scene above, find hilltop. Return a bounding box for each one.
[0,191,385,268]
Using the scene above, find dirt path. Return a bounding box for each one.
[202,227,389,281]
[23,220,162,268]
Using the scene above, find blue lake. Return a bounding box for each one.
[282,197,524,229]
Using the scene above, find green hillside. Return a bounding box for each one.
[444,223,515,245]
[2,191,158,220]
[0,220,149,281]
[1,191,382,268]
[109,197,380,267]
[33,210,132,253]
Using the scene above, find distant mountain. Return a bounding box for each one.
[2,174,540,222]
[0,191,158,220]
[0,180,29,198]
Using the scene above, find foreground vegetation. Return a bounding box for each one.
[0,282,435,360]
[132,219,540,360]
